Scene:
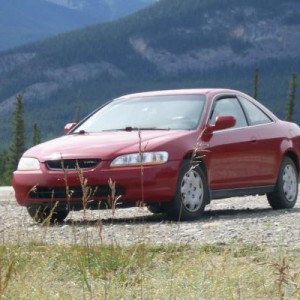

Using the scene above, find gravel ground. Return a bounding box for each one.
[1,186,300,248]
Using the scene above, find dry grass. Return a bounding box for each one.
[0,242,300,299]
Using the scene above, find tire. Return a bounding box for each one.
[27,205,69,224]
[147,203,165,214]
[267,157,298,210]
[166,160,209,221]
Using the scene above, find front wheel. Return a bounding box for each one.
[166,160,209,221]
[147,203,165,214]
[267,157,298,210]
[27,205,69,224]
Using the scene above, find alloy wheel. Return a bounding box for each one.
[181,169,204,212]
[283,164,298,202]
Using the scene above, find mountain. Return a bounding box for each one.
[43,0,158,20]
[0,0,157,52]
[0,0,299,150]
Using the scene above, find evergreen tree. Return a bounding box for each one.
[9,94,26,172]
[75,101,81,123]
[0,150,10,185]
[285,73,297,122]
[253,68,259,99]
[75,92,82,123]
[32,123,41,146]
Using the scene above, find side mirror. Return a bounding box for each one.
[213,115,236,131]
[64,123,77,134]
[203,115,236,135]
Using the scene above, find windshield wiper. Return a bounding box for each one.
[124,126,170,131]
[71,129,87,135]
[102,127,170,132]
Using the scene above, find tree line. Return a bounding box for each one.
[0,70,298,185]
[0,95,41,185]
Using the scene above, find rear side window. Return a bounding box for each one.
[239,96,272,125]
[210,97,247,128]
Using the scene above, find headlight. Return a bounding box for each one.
[17,157,40,171]
[111,151,168,167]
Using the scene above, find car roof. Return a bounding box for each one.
[113,88,279,122]
[117,88,240,100]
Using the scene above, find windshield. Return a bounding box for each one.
[73,94,206,133]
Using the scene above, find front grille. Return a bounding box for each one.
[29,185,125,199]
[46,159,100,170]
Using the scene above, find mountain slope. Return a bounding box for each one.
[0,0,299,150]
[43,0,158,19]
[0,0,157,52]
[0,0,98,51]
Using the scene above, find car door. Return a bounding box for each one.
[205,95,270,190]
[238,95,279,183]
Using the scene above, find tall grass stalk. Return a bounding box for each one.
[0,258,14,297]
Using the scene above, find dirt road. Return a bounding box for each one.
[1,186,300,248]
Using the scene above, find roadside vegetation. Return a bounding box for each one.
[1,241,300,299]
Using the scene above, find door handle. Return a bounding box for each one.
[250,136,258,143]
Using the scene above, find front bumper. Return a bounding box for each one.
[12,160,181,206]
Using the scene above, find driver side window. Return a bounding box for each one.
[210,97,247,128]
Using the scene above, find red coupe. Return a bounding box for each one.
[12,89,300,223]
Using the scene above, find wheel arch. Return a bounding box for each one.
[183,151,208,179]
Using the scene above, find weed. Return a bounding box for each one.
[107,178,122,217]
[0,258,15,296]
[267,255,300,299]
[76,162,96,220]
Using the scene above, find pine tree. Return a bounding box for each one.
[32,123,41,146]
[253,68,259,99]
[75,102,81,123]
[9,94,26,172]
[0,150,10,185]
[285,73,297,122]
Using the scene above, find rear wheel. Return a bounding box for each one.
[166,160,209,221]
[27,205,69,224]
[267,157,298,209]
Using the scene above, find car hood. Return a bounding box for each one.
[24,130,195,162]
